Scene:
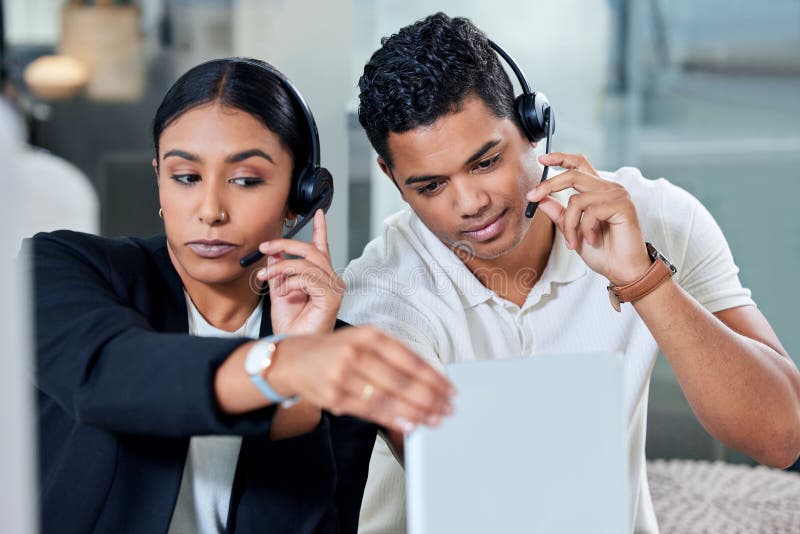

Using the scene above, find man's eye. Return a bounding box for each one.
[474,154,501,172]
[230,177,264,187]
[171,174,200,185]
[417,181,443,195]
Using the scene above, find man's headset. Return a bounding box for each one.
[237,58,334,268]
[488,40,556,219]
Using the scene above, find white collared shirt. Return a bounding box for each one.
[340,167,754,534]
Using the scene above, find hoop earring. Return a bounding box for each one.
[284,217,298,228]
[158,208,163,219]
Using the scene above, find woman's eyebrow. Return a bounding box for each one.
[163,149,200,162]
[161,149,275,165]
[225,149,275,164]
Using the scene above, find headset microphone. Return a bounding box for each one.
[525,107,554,218]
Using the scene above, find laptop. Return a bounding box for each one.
[405,353,630,534]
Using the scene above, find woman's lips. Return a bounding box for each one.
[186,241,239,259]
[461,210,507,242]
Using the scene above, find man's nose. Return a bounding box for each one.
[453,179,490,219]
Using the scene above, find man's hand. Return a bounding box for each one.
[527,152,652,285]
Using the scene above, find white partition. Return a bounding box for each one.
[232,0,355,271]
[0,102,37,532]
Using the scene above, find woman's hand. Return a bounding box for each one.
[256,210,344,335]
[267,326,455,434]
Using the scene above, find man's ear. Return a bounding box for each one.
[377,157,406,201]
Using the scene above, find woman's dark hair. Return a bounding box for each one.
[152,58,310,180]
[358,13,519,168]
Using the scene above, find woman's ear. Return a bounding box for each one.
[152,158,159,185]
[284,207,298,226]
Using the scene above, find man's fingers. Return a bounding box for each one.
[527,169,610,202]
[562,191,611,249]
[579,206,603,248]
[535,196,567,236]
[538,152,598,175]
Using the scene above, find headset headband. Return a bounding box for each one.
[487,40,531,95]
[233,58,321,169]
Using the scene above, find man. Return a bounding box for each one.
[341,12,800,533]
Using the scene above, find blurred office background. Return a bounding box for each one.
[2,0,799,529]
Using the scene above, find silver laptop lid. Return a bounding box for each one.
[405,353,629,534]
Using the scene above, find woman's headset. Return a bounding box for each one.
[236,58,334,267]
[488,40,556,218]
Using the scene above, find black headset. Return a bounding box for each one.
[236,58,334,268]
[488,40,555,218]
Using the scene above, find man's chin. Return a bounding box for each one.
[450,227,530,263]
[468,248,511,262]
[449,239,509,262]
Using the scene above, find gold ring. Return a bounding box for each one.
[361,383,375,401]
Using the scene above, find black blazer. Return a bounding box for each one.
[26,230,377,534]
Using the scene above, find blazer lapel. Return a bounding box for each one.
[258,294,273,338]
[149,239,189,334]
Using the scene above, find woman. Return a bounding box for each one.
[28,58,453,533]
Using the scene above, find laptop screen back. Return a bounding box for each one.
[405,353,630,534]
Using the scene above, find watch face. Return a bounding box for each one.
[645,242,659,261]
[244,341,270,375]
[646,242,677,274]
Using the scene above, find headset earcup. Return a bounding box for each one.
[291,166,334,216]
[516,92,553,143]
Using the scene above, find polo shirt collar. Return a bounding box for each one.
[522,228,587,310]
[408,213,495,309]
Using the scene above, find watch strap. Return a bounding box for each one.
[607,243,677,311]
[251,372,289,404]
[247,334,300,408]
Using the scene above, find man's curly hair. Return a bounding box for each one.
[358,12,519,168]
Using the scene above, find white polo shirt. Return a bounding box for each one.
[340,167,755,534]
